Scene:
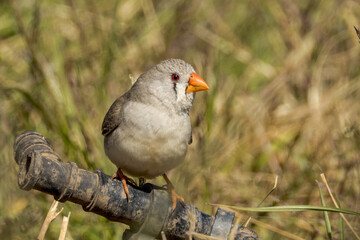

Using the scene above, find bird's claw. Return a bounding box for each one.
[162,173,185,213]
[112,168,137,201]
[170,189,185,213]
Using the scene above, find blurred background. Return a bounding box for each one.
[1,0,360,239]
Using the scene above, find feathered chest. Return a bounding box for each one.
[119,101,191,145]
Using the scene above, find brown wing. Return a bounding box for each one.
[101,95,127,136]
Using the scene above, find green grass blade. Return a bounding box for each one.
[211,204,360,216]
[317,181,332,240]
[340,217,345,240]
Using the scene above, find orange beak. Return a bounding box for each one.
[186,73,209,93]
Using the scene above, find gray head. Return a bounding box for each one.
[130,59,209,114]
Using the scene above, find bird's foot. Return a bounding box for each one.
[112,168,137,201]
[162,174,185,213]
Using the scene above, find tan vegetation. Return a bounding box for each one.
[1,0,360,239]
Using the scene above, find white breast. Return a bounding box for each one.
[104,101,191,178]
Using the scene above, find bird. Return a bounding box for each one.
[101,59,209,211]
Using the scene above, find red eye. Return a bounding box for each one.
[171,74,179,81]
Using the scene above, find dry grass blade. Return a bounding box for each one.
[161,231,167,240]
[38,200,63,240]
[249,218,306,240]
[320,173,360,240]
[58,212,71,240]
[190,232,221,240]
[244,175,278,227]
